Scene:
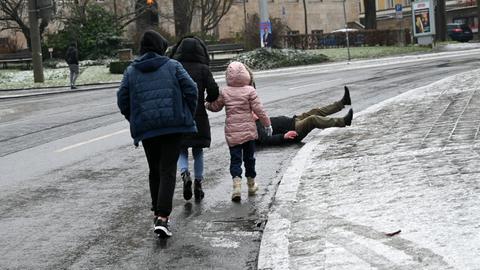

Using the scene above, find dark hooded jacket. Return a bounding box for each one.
[117,30,198,146]
[170,36,219,148]
[256,116,297,146]
[65,44,79,65]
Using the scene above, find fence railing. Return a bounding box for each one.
[280,29,412,49]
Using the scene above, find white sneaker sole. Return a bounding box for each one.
[154,226,172,238]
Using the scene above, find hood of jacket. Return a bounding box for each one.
[132,52,169,73]
[171,37,209,65]
[225,61,251,87]
[139,30,168,56]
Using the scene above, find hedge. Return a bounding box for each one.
[109,61,131,74]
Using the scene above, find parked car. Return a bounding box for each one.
[447,23,473,42]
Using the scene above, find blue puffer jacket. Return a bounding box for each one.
[117,52,198,146]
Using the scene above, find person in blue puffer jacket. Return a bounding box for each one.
[117,30,198,238]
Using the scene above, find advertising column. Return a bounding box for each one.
[411,0,435,45]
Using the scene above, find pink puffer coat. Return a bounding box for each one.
[206,61,271,147]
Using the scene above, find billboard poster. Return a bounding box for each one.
[414,9,430,34]
[260,21,272,48]
[412,0,435,37]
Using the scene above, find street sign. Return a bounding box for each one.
[395,4,402,19]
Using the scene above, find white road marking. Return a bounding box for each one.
[55,129,128,153]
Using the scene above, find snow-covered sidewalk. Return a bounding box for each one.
[258,69,480,269]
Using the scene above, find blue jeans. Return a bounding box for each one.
[229,140,256,179]
[178,147,204,181]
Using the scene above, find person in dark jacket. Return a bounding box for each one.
[169,36,219,201]
[117,30,198,238]
[65,43,79,89]
[256,87,353,146]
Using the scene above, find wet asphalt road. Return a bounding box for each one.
[1,51,480,269]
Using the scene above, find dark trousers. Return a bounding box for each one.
[229,140,256,179]
[142,134,181,217]
[294,101,345,140]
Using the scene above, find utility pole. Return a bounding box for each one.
[259,0,270,47]
[243,0,247,46]
[259,0,268,25]
[28,0,44,83]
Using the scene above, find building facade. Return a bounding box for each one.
[156,0,361,39]
[359,0,478,36]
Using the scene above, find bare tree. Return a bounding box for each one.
[0,0,52,48]
[197,0,234,34]
[55,0,150,31]
[172,0,233,37]
[363,0,376,29]
[173,0,195,36]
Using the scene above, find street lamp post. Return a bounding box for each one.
[342,0,351,61]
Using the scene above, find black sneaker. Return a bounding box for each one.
[194,179,205,201]
[344,108,353,126]
[71,85,77,90]
[154,218,172,238]
[342,86,351,106]
[182,171,192,200]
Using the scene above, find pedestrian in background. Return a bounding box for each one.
[169,36,219,201]
[65,43,79,89]
[117,30,198,238]
[206,61,272,202]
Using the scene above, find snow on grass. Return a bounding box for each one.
[312,46,432,61]
[0,65,122,90]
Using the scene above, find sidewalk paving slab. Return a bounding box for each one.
[259,69,480,269]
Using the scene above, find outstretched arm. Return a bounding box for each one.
[256,122,298,146]
[249,89,271,127]
[204,68,219,102]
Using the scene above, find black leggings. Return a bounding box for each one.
[142,134,181,217]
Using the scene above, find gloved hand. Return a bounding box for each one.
[265,126,273,137]
[284,130,298,140]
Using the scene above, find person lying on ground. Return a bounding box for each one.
[255,86,353,146]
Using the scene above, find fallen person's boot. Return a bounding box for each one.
[344,108,353,126]
[342,86,351,106]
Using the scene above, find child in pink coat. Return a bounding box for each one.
[206,61,272,201]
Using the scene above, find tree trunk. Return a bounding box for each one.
[173,0,191,37]
[303,0,308,34]
[364,0,377,29]
[436,0,446,41]
[478,0,480,40]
